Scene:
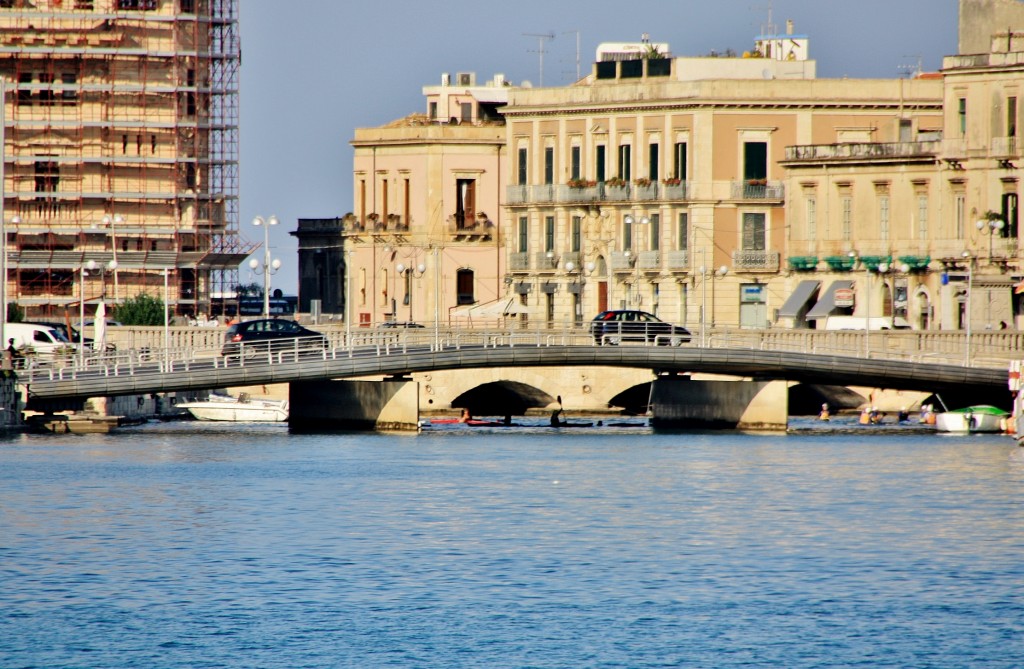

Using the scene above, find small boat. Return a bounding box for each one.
[177,393,289,422]
[934,405,1009,433]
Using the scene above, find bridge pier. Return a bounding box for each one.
[290,378,420,431]
[650,376,788,430]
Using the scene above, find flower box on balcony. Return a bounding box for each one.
[788,256,819,271]
[860,255,892,271]
[897,255,932,271]
[824,255,856,271]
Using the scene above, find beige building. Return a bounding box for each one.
[345,73,510,326]
[501,30,943,332]
[0,0,247,321]
[781,0,1024,331]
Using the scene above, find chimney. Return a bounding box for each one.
[786,20,794,35]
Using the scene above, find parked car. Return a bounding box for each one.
[379,321,425,329]
[25,321,92,347]
[221,318,327,358]
[590,310,692,346]
[2,322,77,358]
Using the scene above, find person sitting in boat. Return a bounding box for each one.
[859,407,872,425]
[869,407,885,424]
[550,407,563,427]
[897,407,910,423]
[818,403,831,421]
[458,408,472,423]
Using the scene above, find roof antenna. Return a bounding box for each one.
[523,32,555,86]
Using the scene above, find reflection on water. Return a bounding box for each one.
[1,421,1022,668]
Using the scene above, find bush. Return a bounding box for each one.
[112,294,167,326]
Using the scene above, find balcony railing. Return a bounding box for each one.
[732,249,780,272]
[637,250,660,270]
[633,183,658,201]
[664,249,689,271]
[507,185,529,205]
[531,185,555,203]
[557,185,599,203]
[784,142,941,162]
[730,181,784,200]
[991,136,1020,158]
[509,252,529,271]
[534,251,558,270]
[602,184,631,201]
[610,251,634,271]
[507,180,691,205]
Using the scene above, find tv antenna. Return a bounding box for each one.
[898,55,923,78]
[752,0,777,38]
[524,31,555,86]
[563,30,581,81]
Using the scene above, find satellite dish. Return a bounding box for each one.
[762,68,774,80]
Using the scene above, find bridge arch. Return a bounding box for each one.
[450,381,554,416]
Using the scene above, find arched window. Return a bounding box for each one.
[456,269,474,305]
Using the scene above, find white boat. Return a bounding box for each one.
[177,393,289,422]
[933,405,1008,433]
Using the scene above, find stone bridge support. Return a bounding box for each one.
[290,378,419,431]
[650,376,788,430]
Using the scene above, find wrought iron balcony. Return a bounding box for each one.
[730,180,784,200]
[732,249,780,272]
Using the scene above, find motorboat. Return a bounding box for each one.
[177,393,288,422]
[933,405,1009,433]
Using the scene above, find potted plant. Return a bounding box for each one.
[747,178,768,187]
[567,178,595,189]
[662,177,681,186]
[605,176,627,188]
[634,177,652,188]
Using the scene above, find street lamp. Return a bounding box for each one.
[395,260,426,323]
[963,250,974,366]
[251,215,280,318]
[79,260,96,366]
[711,265,728,328]
[100,214,124,302]
[976,215,1005,261]
[564,260,596,326]
[1,215,19,337]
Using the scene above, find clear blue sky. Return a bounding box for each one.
[237,0,959,293]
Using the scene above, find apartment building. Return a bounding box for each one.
[501,30,943,330]
[341,73,510,327]
[781,0,1024,331]
[0,0,247,321]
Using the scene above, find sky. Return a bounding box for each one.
[237,0,960,293]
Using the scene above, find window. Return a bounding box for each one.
[456,269,474,305]
[34,160,59,193]
[545,216,555,252]
[17,72,31,106]
[571,216,581,252]
[38,72,54,106]
[955,195,965,239]
[958,98,967,137]
[648,143,659,181]
[650,213,660,251]
[742,213,766,251]
[618,144,631,181]
[517,148,527,186]
[623,216,633,251]
[596,144,606,182]
[429,101,437,120]
[570,146,581,180]
[677,213,689,250]
[181,0,195,12]
[381,178,389,221]
[1003,192,1019,238]
[455,179,475,230]
[880,195,890,242]
[544,147,554,185]
[117,0,158,9]
[743,142,768,180]
[806,196,817,241]
[518,217,528,253]
[841,197,852,241]
[673,142,687,180]
[460,102,472,123]
[917,195,928,240]
[1009,96,1018,138]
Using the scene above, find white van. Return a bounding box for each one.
[2,323,77,357]
[823,316,912,331]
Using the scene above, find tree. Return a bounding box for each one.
[6,302,24,323]
[112,293,166,326]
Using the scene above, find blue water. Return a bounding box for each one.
[1,419,1022,668]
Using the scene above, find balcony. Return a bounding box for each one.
[732,250,780,272]
[534,251,558,271]
[664,249,689,271]
[788,256,819,271]
[637,250,660,270]
[730,180,784,200]
[509,252,529,271]
[507,185,529,205]
[661,181,690,200]
[610,251,634,272]
[531,185,555,203]
[784,141,941,162]
[633,183,658,201]
[991,137,1020,158]
[602,183,631,201]
[557,185,599,203]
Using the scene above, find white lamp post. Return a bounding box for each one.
[963,251,973,366]
[1,215,20,338]
[711,265,728,328]
[79,260,96,365]
[395,260,426,323]
[977,216,1005,261]
[101,214,124,302]
[251,215,280,318]
[163,268,170,357]
[564,260,596,326]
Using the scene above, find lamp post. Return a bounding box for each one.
[79,260,96,366]
[699,248,707,347]
[101,214,124,302]
[395,260,426,323]
[251,215,280,318]
[963,251,973,366]
[977,215,1005,261]
[1,215,19,337]
[163,268,170,358]
[711,264,728,328]
[564,260,596,326]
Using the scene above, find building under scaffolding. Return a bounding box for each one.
[0,0,252,321]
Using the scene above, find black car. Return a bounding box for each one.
[221,318,328,358]
[590,310,692,346]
